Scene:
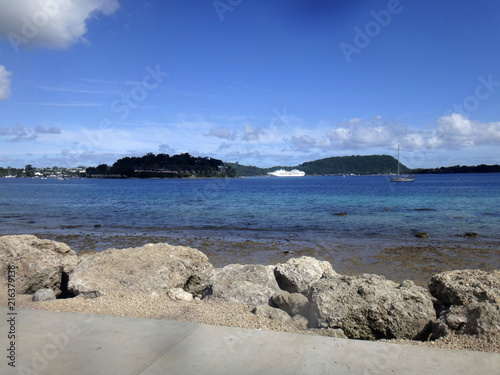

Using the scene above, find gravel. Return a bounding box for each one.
[2,286,498,353]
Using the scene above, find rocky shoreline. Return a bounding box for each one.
[1,235,499,353]
[26,231,500,287]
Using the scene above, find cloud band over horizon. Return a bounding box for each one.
[1,112,499,169]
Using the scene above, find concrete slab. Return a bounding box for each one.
[3,307,198,375]
[141,324,500,375]
[2,307,499,375]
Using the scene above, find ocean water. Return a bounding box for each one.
[1,173,499,246]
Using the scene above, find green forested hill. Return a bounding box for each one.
[223,163,272,177]
[226,155,409,176]
[86,153,236,178]
[299,155,410,175]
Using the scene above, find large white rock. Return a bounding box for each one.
[204,264,281,306]
[309,272,435,340]
[433,302,500,337]
[429,269,499,305]
[32,288,56,302]
[274,256,333,294]
[167,287,193,301]
[429,269,500,338]
[68,243,213,297]
[271,291,309,317]
[0,235,77,295]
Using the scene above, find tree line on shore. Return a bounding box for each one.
[1,153,499,178]
[412,164,500,174]
[85,153,236,178]
[0,165,85,178]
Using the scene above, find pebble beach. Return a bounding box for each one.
[2,288,499,353]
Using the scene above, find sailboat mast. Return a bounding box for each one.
[390,144,414,182]
[397,145,400,176]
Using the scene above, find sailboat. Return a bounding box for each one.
[390,145,414,182]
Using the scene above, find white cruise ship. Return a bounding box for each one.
[267,169,305,177]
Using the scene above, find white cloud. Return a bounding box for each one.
[0,65,12,100]
[205,123,265,142]
[0,123,62,141]
[403,133,425,149]
[328,117,407,149]
[34,125,61,134]
[321,113,500,153]
[275,113,500,162]
[0,0,120,50]
[289,134,330,151]
[241,123,265,141]
[207,126,236,140]
[434,113,500,148]
[435,113,473,147]
[158,144,176,154]
[217,143,232,151]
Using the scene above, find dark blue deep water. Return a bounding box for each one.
[1,174,499,246]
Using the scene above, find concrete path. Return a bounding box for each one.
[2,307,499,375]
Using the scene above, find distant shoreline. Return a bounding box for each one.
[2,150,499,178]
[2,171,500,180]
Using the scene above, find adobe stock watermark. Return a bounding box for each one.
[270,106,293,128]
[444,74,500,117]
[340,0,410,63]
[213,0,243,22]
[8,0,61,53]
[63,64,168,165]
[6,265,17,369]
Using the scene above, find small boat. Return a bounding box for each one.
[390,175,414,182]
[267,169,305,177]
[390,145,414,182]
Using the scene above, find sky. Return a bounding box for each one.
[1,0,500,169]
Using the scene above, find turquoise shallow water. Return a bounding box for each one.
[1,173,499,247]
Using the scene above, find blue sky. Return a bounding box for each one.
[1,0,500,168]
